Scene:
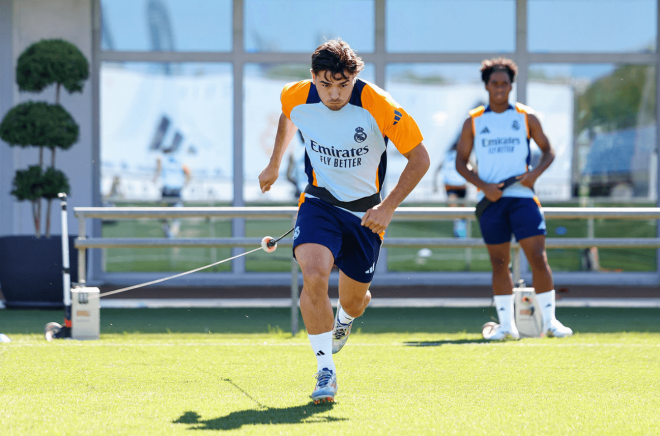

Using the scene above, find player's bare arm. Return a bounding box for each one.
[259,113,299,193]
[456,118,503,202]
[361,142,430,234]
[517,114,555,188]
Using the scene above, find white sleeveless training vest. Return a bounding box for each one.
[470,103,535,200]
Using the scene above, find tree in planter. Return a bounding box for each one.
[0,39,88,237]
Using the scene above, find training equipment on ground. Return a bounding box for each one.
[44,194,73,341]
[481,282,546,340]
[0,333,10,343]
[513,284,544,338]
[332,301,353,354]
[261,236,277,253]
[311,368,337,405]
[45,194,101,341]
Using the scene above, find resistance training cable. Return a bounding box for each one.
[98,227,295,298]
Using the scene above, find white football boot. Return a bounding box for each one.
[332,301,353,354]
[311,368,337,404]
[482,322,520,340]
[544,319,573,338]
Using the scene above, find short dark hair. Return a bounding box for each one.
[480,57,518,84]
[311,38,364,81]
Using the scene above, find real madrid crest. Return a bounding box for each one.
[512,120,520,130]
[354,127,367,143]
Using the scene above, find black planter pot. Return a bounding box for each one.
[0,235,80,309]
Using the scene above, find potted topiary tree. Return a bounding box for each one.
[0,39,88,308]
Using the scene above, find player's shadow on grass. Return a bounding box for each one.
[174,405,346,431]
[404,339,489,347]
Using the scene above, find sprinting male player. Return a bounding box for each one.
[455,58,572,340]
[259,39,429,403]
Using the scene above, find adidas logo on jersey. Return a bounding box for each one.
[394,110,402,125]
[365,263,376,274]
[480,126,490,134]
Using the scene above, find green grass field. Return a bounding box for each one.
[1,307,659,435]
[100,202,658,274]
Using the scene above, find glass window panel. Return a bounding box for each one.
[528,64,656,199]
[386,0,515,53]
[243,63,375,204]
[529,0,657,53]
[100,62,233,272]
[244,0,374,53]
[101,0,232,52]
[529,63,657,272]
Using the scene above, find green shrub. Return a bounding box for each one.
[0,39,88,237]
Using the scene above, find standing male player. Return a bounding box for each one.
[455,58,572,340]
[259,39,429,403]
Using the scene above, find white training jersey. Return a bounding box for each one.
[281,79,423,205]
[470,103,535,200]
[161,155,185,189]
[442,149,467,186]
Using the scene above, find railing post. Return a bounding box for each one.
[465,218,472,270]
[78,214,86,285]
[290,214,299,335]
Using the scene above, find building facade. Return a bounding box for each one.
[1,0,659,286]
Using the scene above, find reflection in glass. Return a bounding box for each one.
[244,0,374,53]
[243,64,375,204]
[101,62,233,203]
[529,63,657,273]
[387,0,515,52]
[528,0,656,53]
[528,64,656,199]
[101,0,232,52]
[100,62,233,272]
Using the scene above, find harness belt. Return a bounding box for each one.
[304,185,381,213]
[475,175,532,220]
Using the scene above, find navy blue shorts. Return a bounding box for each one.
[293,197,382,283]
[478,197,547,245]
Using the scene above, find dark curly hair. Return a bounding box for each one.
[311,38,364,81]
[480,57,518,84]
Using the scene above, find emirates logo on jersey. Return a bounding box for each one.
[354,127,367,143]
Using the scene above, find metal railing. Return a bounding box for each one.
[74,206,660,333]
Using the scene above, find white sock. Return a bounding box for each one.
[494,294,515,329]
[536,290,556,327]
[308,331,335,372]
[337,306,355,325]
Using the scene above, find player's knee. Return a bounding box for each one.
[301,267,330,291]
[527,248,548,269]
[489,255,509,270]
[341,293,369,316]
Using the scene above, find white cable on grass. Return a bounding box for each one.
[99,247,262,298]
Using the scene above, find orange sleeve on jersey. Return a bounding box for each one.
[515,103,532,139]
[469,106,486,136]
[281,80,312,119]
[361,83,424,155]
